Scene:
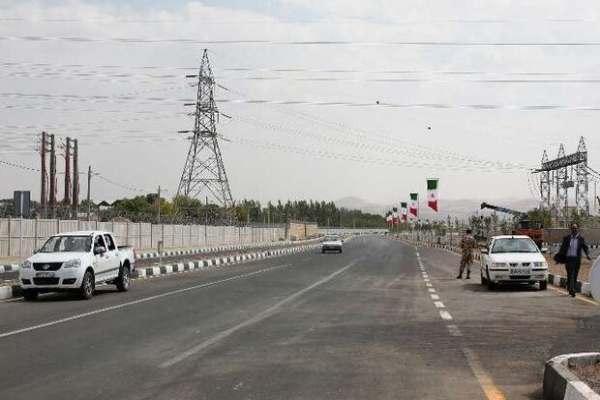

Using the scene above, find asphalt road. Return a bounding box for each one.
[1,236,600,399]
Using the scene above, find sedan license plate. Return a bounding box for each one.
[35,271,55,278]
[510,268,530,275]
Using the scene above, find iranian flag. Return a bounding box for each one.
[392,207,399,225]
[386,213,393,226]
[409,193,418,217]
[400,202,408,222]
[427,179,439,212]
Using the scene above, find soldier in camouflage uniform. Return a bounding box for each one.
[457,229,476,279]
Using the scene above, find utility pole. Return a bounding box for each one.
[63,137,71,210]
[157,186,161,224]
[72,139,79,219]
[40,131,47,218]
[86,165,92,221]
[49,134,57,219]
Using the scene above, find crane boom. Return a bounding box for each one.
[480,202,526,218]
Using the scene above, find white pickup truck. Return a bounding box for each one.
[19,231,135,300]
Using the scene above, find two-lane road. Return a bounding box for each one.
[1,237,600,399]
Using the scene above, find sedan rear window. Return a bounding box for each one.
[491,238,539,254]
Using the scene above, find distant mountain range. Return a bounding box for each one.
[335,196,539,220]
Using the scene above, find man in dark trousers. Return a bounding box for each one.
[557,223,592,297]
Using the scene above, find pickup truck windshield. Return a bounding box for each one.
[491,238,539,254]
[40,236,92,253]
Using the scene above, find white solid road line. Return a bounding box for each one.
[0,264,293,340]
[428,288,436,293]
[430,294,440,300]
[160,259,361,368]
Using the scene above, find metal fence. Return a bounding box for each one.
[0,218,287,258]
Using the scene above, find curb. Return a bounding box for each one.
[0,243,320,300]
[544,353,600,400]
[135,237,322,260]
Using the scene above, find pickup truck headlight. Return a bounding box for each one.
[22,260,32,269]
[491,262,508,268]
[62,259,81,269]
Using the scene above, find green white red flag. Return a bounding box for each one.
[409,193,418,217]
[427,179,439,212]
[401,202,408,222]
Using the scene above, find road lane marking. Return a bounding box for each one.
[463,347,507,400]
[439,310,453,320]
[160,259,361,368]
[416,246,506,400]
[0,263,293,340]
[447,324,463,337]
[548,286,600,306]
[426,282,433,287]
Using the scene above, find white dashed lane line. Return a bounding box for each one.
[439,310,454,320]
[434,301,446,309]
[414,246,506,400]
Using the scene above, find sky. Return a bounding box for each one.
[1,0,600,212]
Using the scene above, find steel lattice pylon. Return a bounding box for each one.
[176,49,234,207]
[575,136,590,214]
[540,150,551,209]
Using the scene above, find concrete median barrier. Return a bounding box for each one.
[544,353,600,400]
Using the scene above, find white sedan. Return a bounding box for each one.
[480,235,548,290]
[321,235,343,253]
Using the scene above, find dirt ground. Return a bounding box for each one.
[570,363,600,394]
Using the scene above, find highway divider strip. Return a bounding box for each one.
[0,243,321,300]
[544,353,600,400]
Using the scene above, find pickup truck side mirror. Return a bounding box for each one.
[94,246,107,255]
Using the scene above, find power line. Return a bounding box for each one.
[5,35,600,46]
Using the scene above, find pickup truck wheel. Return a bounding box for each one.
[539,280,548,291]
[487,280,497,291]
[22,289,38,301]
[116,265,130,292]
[79,270,95,300]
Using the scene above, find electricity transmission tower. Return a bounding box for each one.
[177,49,234,208]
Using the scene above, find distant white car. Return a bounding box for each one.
[480,235,548,290]
[19,231,135,300]
[321,235,343,253]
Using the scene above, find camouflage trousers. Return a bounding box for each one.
[459,252,474,275]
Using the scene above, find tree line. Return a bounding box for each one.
[0,195,385,227]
